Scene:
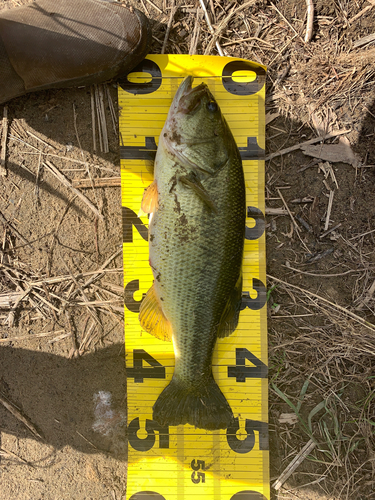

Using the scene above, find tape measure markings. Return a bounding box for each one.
[120,54,268,500]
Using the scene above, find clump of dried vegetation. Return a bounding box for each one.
[1,0,375,499]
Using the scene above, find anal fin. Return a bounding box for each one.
[139,283,172,341]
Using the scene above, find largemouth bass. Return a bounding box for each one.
[139,76,245,430]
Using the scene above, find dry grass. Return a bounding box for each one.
[268,279,375,499]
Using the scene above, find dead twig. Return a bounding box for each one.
[90,86,97,152]
[270,2,301,39]
[304,0,314,43]
[265,129,351,161]
[282,264,370,278]
[353,33,375,49]
[0,105,8,175]
[320,222,342,239]
[277,189,301,237]
[0,392,43,440]
[0,290,27,309]
[204,0,258,55]
[273,439,316,490]
[349,1,375,24]
[277,189,311,253]
[199,0,224,56]
[94,84,109,153]
[65,309,80,357]
[72,177,121,189]
[73,103,100,210]
[26,129,54,149]
[324,190,334,231]
[144,0,163,14]
[222,36,275,48]
[75,247,123,292]
[27,266,122,287]
[105,85,118,138]
[189,8,203,55]
[4,288,30,326]
[265,207,289,215]
[0,447,33,466]
[0,210,30,246]
[34,152,43,203]
[161,1,177,54]
[57,247,102,328]
[78,319,97,355]
[0,330,64,343]
[43,160,103,220]
[267,274,375,334]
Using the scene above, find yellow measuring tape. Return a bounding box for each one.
[119,55,268,500]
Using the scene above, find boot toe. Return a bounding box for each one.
[0,0,152,104]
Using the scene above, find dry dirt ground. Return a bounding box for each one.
[1,0,375,499]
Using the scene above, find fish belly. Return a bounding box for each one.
[149,158,245,387]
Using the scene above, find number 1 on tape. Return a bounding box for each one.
[119,55,269,500]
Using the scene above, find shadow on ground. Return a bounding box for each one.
[0,343,127,459]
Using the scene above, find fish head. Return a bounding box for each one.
[162,76,236,176]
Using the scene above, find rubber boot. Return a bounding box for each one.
[0,0,152,104]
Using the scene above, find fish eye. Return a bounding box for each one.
[206,101,218,112]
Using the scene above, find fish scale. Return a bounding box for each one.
[141,76,246,430]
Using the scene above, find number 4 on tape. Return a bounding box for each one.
[119,54,269,500]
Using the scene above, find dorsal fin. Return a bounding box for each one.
[139,283,172,341]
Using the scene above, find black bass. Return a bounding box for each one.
[139,76,245,430]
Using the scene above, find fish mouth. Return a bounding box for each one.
[175,76,208,115]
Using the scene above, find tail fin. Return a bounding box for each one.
[153,374,234,431]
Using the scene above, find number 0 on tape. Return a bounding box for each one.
[119,55,269,500]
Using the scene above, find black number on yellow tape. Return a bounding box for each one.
[226,418,269,454]
[241,279,266,310]
[191,471,206,484]
[238,137,265,160]
[122,207,148,243]
[124,280,146,313]
[191,459,206,483]
[120,136,263,162]
[246,207,265,240]
[230,492,268,500]
[191,459,206,471]
[129,491,166,500]
[119,59,162,95]
[228,348,268,381]
[127,349,166,383]
[222,60,266,96]
[128,417,170,451]
[120,58,266,97]
[120,137,157,161]
[228,347,268,382]
[129,491,266,500]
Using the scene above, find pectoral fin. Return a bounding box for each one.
[179,174,218,213]
[139,283,172,341]
[141,180,158,214]
[217,273,243,338]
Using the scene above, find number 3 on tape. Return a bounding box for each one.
[120,54,269,500]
